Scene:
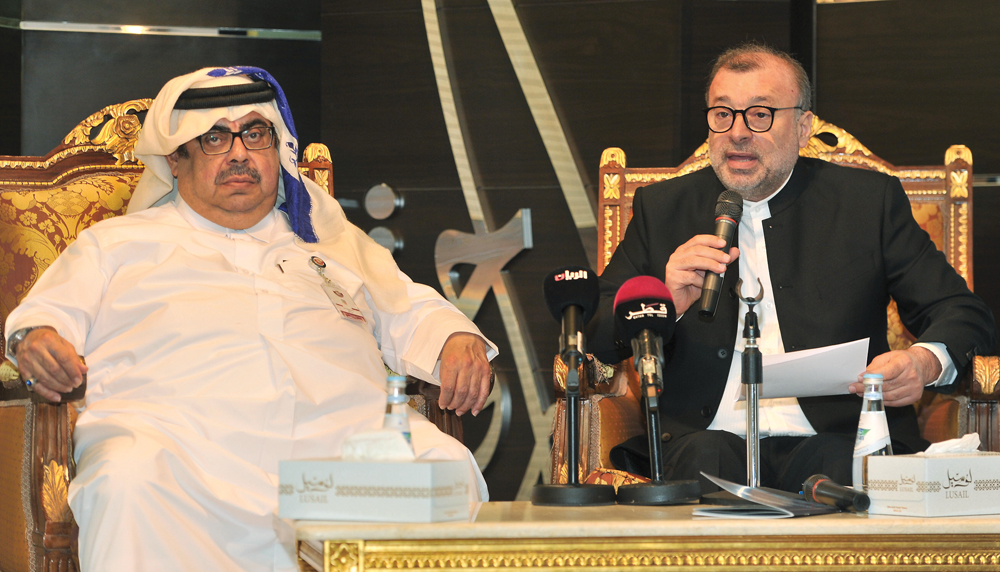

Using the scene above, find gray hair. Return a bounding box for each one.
[705,42,812,112]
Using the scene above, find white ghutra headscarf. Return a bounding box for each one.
[131,66,409,313]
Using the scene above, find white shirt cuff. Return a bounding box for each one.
[912,342,957,387]
[402,309,497,384]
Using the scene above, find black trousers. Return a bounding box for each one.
[611,430,860,494]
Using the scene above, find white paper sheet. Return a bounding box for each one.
[737,338,869,401]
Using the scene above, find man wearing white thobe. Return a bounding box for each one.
[5,67,495,572]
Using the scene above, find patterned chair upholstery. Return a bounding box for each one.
[0,99,441,572]
[550,116,1000,484]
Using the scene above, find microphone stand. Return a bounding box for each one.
[701,278,765,506]
[616,331,700,505]
[737,279,764,489]
[531,311,615,506]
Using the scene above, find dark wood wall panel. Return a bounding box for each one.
[815,0,1000,354]
[517,0,682,190]
[321,2,462,191]
[973,185,1000,355]
[23,0,320,29]
[516,0,793,178]
[442,2,561,190]
[1,0,20,155]
[816,0,1000,174]
[0,26,20,155]
[22,31,320,156]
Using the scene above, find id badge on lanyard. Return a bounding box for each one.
[308,256,367,324]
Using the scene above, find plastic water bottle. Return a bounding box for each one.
[383,375,413,448]
[852,373,893,490]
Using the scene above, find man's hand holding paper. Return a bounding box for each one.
[850,346,943,407]
[739,338,943,407]
[738,338,869,401]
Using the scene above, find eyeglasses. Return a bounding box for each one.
[704,106,803,134]
[196,126,275,155]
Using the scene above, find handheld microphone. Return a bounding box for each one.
[543,266,600,368]
[803,474,870,512]
[698,190,743,317]
[614,276,676,411]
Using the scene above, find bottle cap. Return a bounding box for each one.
[386,375,407,388]
[862,373,884,384]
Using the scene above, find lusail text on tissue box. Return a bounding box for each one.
[866,452,1000,517]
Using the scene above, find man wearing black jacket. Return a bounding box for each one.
[589,43,996,493]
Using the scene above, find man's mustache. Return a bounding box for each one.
[215,164,262,185]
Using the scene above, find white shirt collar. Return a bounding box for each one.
[173,195,290,243]
[742,167,795,214]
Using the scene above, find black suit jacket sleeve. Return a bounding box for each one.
[880,176,992,375]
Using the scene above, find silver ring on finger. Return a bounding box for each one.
[25,378,36,391]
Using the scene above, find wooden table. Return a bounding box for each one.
[293,501,1000,571]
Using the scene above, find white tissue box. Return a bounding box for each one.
[278,458,471,522]
[866,452,1000,517]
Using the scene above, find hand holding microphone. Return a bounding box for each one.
[663,191,742,316]
[697,190,743,317]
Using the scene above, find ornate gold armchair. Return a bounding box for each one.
[0,100,456,572]
[550,117,1000,484]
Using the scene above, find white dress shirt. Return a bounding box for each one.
[707,171,955,437]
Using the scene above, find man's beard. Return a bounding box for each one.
[710,142,798,202]
[215,164,262,185]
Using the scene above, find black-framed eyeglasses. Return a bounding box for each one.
[704,106,803,134]
[197,126,276,155]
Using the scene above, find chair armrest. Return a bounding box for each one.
[401,369,495,446]
[0,358,87,403]
[971,355,999,399]
[0,356,83,570]
[404,367,496,402]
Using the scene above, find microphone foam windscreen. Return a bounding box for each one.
[613,276,676,340]
[542,266,600,323]
[715,190,744,222]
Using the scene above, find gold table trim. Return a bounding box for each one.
[301,534,1000,571]
[295,502,1000,571]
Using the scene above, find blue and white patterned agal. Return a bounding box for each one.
[207,66,317,243]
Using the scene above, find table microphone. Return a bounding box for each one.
[803,474,870,512]
[611,276,700,505]
[534,265,615,506]
[543,266,600,366]
[698,190,743,317]
[614,276,677,384]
